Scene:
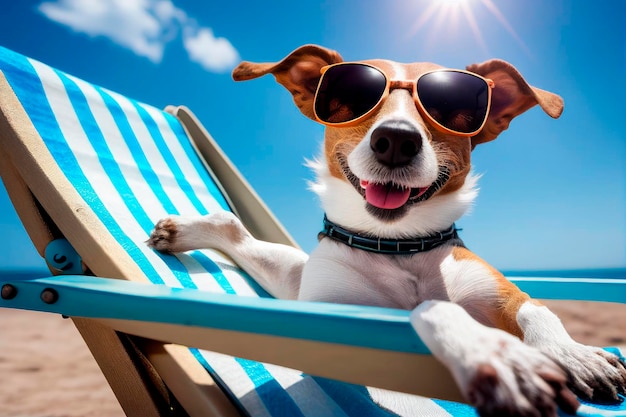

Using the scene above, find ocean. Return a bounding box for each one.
[503,268,626,279]
[1,267,625,280]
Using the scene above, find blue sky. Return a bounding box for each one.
[0,0,624,273]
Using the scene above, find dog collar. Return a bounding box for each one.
[320,215,459,255]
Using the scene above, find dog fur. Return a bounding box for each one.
[148,45,626,416]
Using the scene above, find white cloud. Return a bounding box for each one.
[38,0,167,62]
[37,0,239,72]
[183,27,239,73]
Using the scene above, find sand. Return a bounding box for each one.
[0,309,124,417]
[1,301,625,417]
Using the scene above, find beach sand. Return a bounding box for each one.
[1,301,625,417]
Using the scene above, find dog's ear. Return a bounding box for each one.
[232,45,344,120]
[467,59,564,149]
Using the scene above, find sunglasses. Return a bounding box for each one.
[313,63,495,136]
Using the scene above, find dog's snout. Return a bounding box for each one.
[370,121,422,167]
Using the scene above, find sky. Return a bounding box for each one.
[0,0,624,274]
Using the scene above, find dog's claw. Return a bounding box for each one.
[544,345,626,406]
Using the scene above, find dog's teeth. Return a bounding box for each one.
[360,179,369,189]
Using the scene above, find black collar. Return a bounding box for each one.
[320,215,459,255]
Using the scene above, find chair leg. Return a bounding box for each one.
[141,342,242,417]
[73,318,185,417]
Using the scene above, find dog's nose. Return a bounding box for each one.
[370,121,422,167]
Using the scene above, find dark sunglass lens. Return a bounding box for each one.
[315,64,387,123]
[417,71,489,133]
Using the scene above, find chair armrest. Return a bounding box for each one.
[0,275,426,353]
[5,275,621,400]
[0,275,465,401]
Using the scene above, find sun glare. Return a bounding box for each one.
[438,0,468,5]
[407,0,530,57]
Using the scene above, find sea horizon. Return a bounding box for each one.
[1,267,625,281]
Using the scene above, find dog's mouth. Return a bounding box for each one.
[338,155,450,221]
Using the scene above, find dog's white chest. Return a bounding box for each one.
[300,238,501,325]
[299,238,452,308]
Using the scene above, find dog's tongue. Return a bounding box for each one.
[361,180,411,210]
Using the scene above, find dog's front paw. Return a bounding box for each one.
[147,215,185,253]
[543,343,626,404]
[466,334,579,417]
[147,212,250,254]
[412,301,580,416]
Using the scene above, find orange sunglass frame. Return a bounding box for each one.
[313,62,495,137]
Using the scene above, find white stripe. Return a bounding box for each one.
[31,60,181,287]
[367,387,453,417]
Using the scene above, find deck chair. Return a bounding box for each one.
[0,45,624,417]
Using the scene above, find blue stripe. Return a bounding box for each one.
[189,251,235,294]
[312,377,400,417]
[94,86,179,216]
[0,47,165,285]
[53,70,193,286]
[131,102,209,215]
[235,358,305,417]
[432,399,477,416]
[161,111,231,212]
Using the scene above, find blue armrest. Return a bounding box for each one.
[3,274,623,402]
[0,275,429,354]
[2,275,624,355]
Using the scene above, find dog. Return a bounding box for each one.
[148,45,626,416]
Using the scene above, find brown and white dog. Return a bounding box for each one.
[148,45,626,416]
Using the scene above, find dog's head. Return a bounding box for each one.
[233,45,563,238]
